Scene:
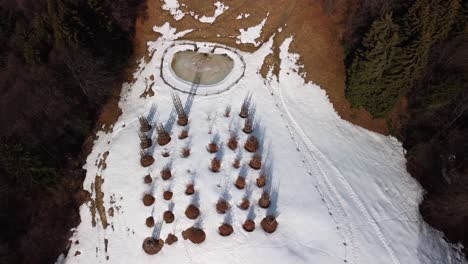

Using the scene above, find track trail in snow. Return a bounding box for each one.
[263,72,401,264]
[262,77,358,264]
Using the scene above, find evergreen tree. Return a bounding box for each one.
[346,0,463,118]
[346,13,403,117]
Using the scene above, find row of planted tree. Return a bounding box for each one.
[139,93,279,255]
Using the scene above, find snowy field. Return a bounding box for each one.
[59,13,466,264]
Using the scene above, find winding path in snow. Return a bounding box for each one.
[262,67,401,264]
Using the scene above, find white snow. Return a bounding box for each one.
[197,1,229,24]
[236,13,269,47]
[236,13,251,20]
[161,0,228,24]
[61,21,467,264]
[161,0,185,21]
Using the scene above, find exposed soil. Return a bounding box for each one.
[232,159,241,169]
[228,136,238,150]
[243,120,253,134]
[239,198,250,210]
[182,227,206,244]
[239,108,249,119]
[165,233,178,245]
[244,135,259,153]
[218,224,234,236]
[249,154,262,170]
[163,211,175,223]
[234,176,246,189]
[261,216,278,234]
[161,168,172,180]
[185,205,200,219]
[185,184,195,195]
[140,122,152,133]
[177,115,189,126]
[145,216,155,227]
[157,134,172,146]
[256,175,266,188]
[140,138,152,149]
[140,155,155,167]
[258,192,271,209]
[182,147,191,157]
[142,237,164,255]
[143,194,155,206]
[207,143,219,153]
[216,199,230,214]
[143,175,153,184]
[243,219,256,232]
[211,157,221,172]
[179,129,189,139]
[163,190,173,200]
[93,175,109,229]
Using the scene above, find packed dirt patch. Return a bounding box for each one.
[261,216,278,233]
[163,210,175,223]
[234,176,246,189]
[216,199,230,214]
[165,233,178,245]
[256,175,266,188]
[258,192,271,208]
[243,219,255,232]
[185,204,200,219]
[211,157,221,172]
[146,216,155,227]
[163,190,173,200]
[185,184,195,195]
[218,224,234,236]
[140,155,155,167]
[244,135,258,153]
[142,237,164,255]
[161,168,172,180]
[143,194,155,206]
[239,198,250,210]
[249,154,262,170]
[182,227,206,244]
[144,175,153,184]
[92,175,108,229]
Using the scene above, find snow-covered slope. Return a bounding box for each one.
[60,22,466,264]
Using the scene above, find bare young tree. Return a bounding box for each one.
[139,115,151,132]
[171,92,188,126]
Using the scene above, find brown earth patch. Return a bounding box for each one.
[182,227,206,244]
[142,237,164,255]
[161,168,172,180]
[239,198,250,210]
[234,176,246,189]
[93,175,108,229]
[163,211,175,223]
[261,216,278,233]
[216,199,230,214]
[143,194,155,206]
[256,175,266,188]
[163,190,173,200]
[258,192,271,209]
[146,216,155,227]
[185,184,195,195]
[144,175,153,184]
[218,224,234,236]
[243,219,255,232]
[165,233,178,245]
[185,204,200,219]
